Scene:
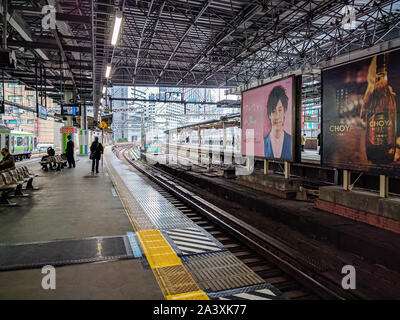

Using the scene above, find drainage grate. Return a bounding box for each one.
[152,265,207,298]
[182,251,265,292]
[0,236,134,271]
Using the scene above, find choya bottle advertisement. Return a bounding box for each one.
[322,49,400,175]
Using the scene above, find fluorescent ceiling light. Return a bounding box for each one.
[105,65,111,78]
[111,11,123,46]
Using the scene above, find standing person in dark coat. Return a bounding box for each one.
[66,135,75,168]
[90,137,103,173]
[317,133,321,155]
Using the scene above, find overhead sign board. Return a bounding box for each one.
[304,115,319,123]
[38,103,47,120]
[62,104,81,116]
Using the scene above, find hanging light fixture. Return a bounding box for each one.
[111,11,123,46]
[105,65,111,78]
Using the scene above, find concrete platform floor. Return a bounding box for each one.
[0,154,163,300]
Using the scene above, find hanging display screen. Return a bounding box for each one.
[61,104,81,116]
[322,49,400,176]
[38,103,47,120]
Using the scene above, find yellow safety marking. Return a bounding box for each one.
[106,149,209,300]
[167,291,210,300]
[136,230,182,269]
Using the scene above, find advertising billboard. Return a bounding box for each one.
[241,76,295,161]
[322,49,400,176]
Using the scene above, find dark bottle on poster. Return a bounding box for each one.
[365,53,397,164]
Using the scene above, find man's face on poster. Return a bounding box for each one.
[268,99,286,133]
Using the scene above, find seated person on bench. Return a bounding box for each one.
[0,148,16,171]
[47,146,56,169]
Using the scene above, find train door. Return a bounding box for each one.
[29,135,33,152]
[5,134,9,154]
[24,136,29,153]
[11,135,16,154]
[0,133,4,160]
[0,133,10,160]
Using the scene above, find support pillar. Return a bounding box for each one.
[284,161,290,179]
[61,91,75,154]
[380,175,389,198]
[79,101,88,155]
[343,170,351,191]
[264,159,268,175]
[198,126,201,165]
[222,122,227,149]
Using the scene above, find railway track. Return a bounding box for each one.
[113,144,358,300]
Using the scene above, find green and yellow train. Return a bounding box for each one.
[0,125,34,161]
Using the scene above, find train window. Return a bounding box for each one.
[17,137,23,146]
[25,137,29,151]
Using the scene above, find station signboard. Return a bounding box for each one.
[304,115,319,123]
[38,103,47,120]
[322,48,400,176]
[61,104,81,116]
[241,76,295,161]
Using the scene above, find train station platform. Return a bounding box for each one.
[104,148,286,300]
[0,149,287,300]
[0,154,163,299]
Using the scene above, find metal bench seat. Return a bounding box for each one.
[0,172,18,206]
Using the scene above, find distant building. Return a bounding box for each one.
[110,86,129,141]
[1,83,63,149]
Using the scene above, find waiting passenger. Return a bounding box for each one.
[317,133,321,155]
[90,137,104,174]
[47,147,56,169]
[66,135,75,168]
[47,146,55,157]
[0,148,16,171]
[301,134,307,152]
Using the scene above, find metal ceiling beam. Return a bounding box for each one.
[7,40,91,53]
[155,0,211,85]
[52,29,78,95]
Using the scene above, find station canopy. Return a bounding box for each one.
[1,0,400,120]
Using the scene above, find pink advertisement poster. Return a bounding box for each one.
[242,77,293,160]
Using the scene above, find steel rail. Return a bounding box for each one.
[116,145,355,300]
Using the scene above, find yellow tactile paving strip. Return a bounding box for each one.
[136,230,181,269]
[138,229,209,300]
[167,291,210,300]
[105,149,209,300]
[153,265,208,299]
